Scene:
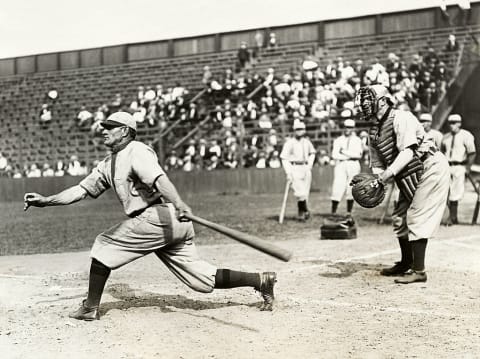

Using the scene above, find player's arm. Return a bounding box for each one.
[24,185,88,211]
[154,174,192,220]
[466,151,476,174]
[465,134,477,175]
[379,147,415,182]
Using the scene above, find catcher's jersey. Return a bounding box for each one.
[80,141,164,216]
[370,110,429,169]
[280,137,316,163]
[441,129,476,163]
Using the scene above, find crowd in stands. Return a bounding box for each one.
[9,32,459,177]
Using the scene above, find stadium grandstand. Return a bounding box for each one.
[0,1,480,181]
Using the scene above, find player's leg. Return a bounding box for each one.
[380,192,412,276]
[155,236,277,311]
[449,165,466,224]
[69,258,111,320]
[395,152,449,284]
[345,161,361,215]
[331,163,347,214]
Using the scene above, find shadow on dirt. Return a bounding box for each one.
[100,283,261,331]
[102,283,257,314]
[318,261,384,278]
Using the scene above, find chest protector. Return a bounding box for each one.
[370,109,424,202]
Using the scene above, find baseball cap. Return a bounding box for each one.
[419,113,432,122]
[344,119,355,128]
[101,111,137,131]
[448,114,462,123]
[293,121,306,130]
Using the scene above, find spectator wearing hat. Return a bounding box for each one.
[440,114,476,224]
[330,119,363,215]
[418,113,443,149]
[280,121,316,221]
[237,41,251,70]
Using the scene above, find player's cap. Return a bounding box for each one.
[448,114,462,123]
[293,121,306,130]
[419,113,432,122]
[101,111,137,131]
[344,119,355,128]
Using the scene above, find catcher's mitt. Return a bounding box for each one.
[350,173,386,208]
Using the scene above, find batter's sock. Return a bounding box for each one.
[398,236,413,265]
[214,269,261,289]
[331,200,339,214]
[411,238,427,272]
[347,200,354,213]
[85,258,111,308]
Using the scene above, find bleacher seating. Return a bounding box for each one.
[0,23,479,172]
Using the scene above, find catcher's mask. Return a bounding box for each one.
[354,85,393,121]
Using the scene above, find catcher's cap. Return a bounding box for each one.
[101,111,137,131]
[293,121,306,130]
[448,114,462,123]
[369,85,394,103]
[344,119,355,128]
[419,113,432,122]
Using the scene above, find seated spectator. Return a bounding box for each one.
[206,155,220,171]
[27,163,42,178]
[256,151,268,169]
[182,155,195,172]
[172,82,186,100]
[185,139,196,158]
[268,150,281,169]
[165,150,183,171]
[445,34,460,52]
[42,163,54,177]
[54,160,65,177]
[223,149,239,169]
[39,104,52,128]
[222,111,233,129]
[188,103,198,122]
[258,108,272,129]
[317,149,331,166]
[67,155,82,176]
[76,105,93,129]
[208,140,222,159]
[202,66,213,87]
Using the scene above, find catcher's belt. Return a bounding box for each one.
[370,109,424,202]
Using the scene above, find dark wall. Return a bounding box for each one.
[451,64,480,163]
[0,167,334,202]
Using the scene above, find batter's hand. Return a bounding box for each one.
[177,202,193,222]
[24,192,48,211]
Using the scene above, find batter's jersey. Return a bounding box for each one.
[80,141,165,216]
[280,137,316,164]
[441,129,476,163]
[370,110,429,170]
[425,129,443,150]
[332,134,363,161]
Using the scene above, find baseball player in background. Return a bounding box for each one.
[440,114,477,224]
[330,119,363,215]
[24,112,277,320]
[280,120,316,221]
[418,113,443,150]
[355,85,450,284]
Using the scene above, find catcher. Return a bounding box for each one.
[353,85,450,284]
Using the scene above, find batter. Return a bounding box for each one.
[24,112,277,320]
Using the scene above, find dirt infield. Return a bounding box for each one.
[1,191,480,358]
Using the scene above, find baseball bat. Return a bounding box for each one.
[467,173,480,225]
[184,214,293,262]
[278,181,290,224]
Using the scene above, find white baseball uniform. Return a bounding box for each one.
[280,136,316,201]
[79,140,217,293]
[331,133,363,201]
[371,110,450,241]
[425,128,443,150]
[441,129,476,201]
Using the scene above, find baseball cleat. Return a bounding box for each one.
[380,261,411,276]
[69,300,100,321]
[394,270,427,284]
[258,272,277,311]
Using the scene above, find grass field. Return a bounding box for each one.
[1,191,383,256]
